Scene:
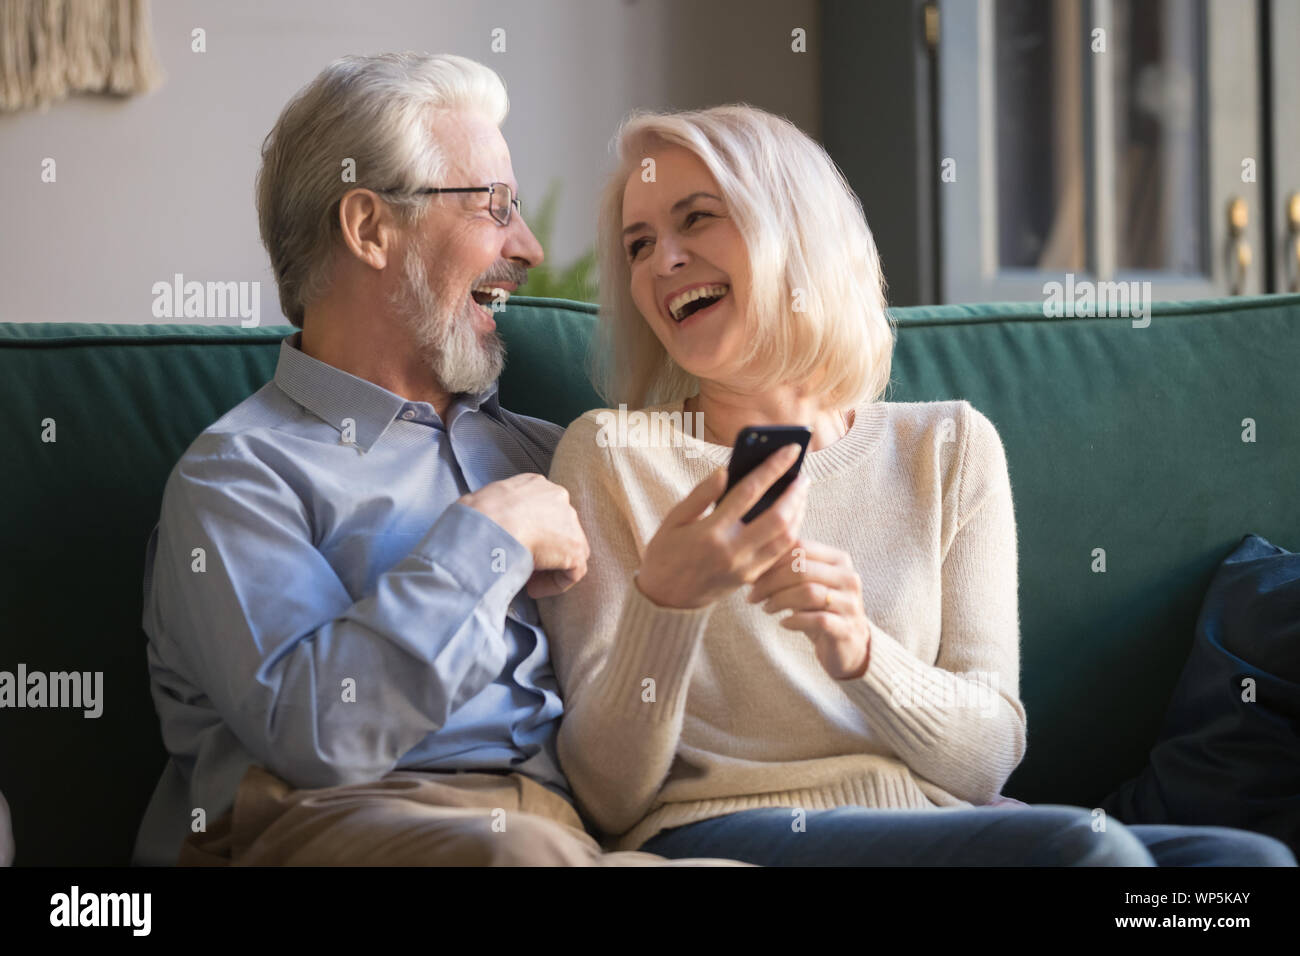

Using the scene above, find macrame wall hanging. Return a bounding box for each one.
[0,0,163,113]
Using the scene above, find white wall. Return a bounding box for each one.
[0,0,819,324]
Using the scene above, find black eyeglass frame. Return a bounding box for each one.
[377,183,521,226]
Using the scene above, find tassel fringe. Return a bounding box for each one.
[0,0,163,112]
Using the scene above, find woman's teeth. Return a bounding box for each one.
[669,283,729,322]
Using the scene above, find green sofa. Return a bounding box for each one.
[3,293,1298,866]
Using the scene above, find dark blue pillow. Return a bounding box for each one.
[1101,533,1300,854]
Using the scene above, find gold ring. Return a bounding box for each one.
[823,586,832,610]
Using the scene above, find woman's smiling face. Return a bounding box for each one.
[621,145,754,384]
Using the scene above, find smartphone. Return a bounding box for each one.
[722,425,813,523]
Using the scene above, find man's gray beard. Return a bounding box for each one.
[391,241,505,396]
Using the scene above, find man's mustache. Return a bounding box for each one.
[474,262,530,289]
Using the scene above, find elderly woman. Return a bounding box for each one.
[537,104,1295,867]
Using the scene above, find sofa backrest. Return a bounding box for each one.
[2,293,1298,865]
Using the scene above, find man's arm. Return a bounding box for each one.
[146,447,534,790]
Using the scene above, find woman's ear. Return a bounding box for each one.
[337,189,396,271]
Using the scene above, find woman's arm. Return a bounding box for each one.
[749,402,1026,804]
[839,404,1027,804]
[537,415,714,837]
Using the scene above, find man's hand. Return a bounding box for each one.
[459,473,590,598]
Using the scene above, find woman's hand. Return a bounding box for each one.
[747,539,872,680]
[635,444,809,610]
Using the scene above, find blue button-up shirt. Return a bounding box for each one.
[133,332,569,866]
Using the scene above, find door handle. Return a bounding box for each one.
[1227,197,1251,295]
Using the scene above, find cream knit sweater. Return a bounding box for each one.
[537,398,1027,852]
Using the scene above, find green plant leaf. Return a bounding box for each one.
[522,179,600,303]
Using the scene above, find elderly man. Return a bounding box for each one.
[132,52,730,867]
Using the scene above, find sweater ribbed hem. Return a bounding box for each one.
[615,758,965,853]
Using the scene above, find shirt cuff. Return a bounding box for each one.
[413,501,535,600]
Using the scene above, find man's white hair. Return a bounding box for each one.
[256,52,509,328]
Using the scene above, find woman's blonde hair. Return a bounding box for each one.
[591,104,896,410]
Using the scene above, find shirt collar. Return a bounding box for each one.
[457,379,501,414]
[273,332,501,452]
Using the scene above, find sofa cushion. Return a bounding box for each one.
[1101,533,1300,853]
[3,293,1299,865]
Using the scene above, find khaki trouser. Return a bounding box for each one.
[179,764,745,867]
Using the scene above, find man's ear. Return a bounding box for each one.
[338,188,398,271]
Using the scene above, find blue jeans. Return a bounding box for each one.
[639,805,1297,866]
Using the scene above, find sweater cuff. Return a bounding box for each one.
[839,622,995,739]
[589,581,714,721]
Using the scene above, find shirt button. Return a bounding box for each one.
[401,409,416,420]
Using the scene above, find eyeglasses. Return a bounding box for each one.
[378,182,521,226]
